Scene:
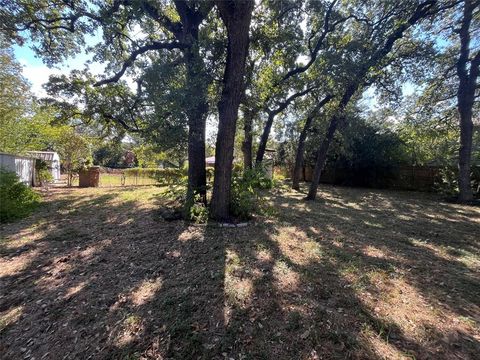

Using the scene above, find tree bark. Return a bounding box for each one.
[210,0,254,220]
[292,117,315,190]
[185,45,209,204]
[170,1,214,207]
[456,0,479,202]
[292,95,332,190]
[305,115,340,200]
[255,112,275,165]
[458,103,474,202]
[242,108,254,171]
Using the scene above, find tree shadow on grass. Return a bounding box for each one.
[0,185,479,359]
[0,187,227,359]
[269,184,480,357]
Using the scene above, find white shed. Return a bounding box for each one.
[0,152,35,186]
[27,151,61,181]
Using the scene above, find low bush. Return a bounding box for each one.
[435,166,459,197]
[0,170,41,223]
[435,165,480,198]
[230,167,272,220]
[187,193,209,223]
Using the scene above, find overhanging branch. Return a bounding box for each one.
[94,41,186,86]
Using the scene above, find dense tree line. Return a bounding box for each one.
[1,0,478,220]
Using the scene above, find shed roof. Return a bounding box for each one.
[27,151,60,162]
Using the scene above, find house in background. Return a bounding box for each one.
[27,151,61,182]
[205,156,215,167]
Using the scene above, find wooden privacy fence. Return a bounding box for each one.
[299,165,477,192]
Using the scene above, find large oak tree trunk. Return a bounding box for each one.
[185,46,209,204]
[186,108,207,202]
[292,95,332,190]
[211,0,254,220]
[173,1,214,207]
[456,0,479,203]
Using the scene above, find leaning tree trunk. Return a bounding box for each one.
[255,86,314,165]
[306,86,357,200]
[211,0,254,220]
[306,115,340,200]
[456,0,478,203]
[255,112,275,165]
[292,95,332,190]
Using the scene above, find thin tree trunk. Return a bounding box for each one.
[211,0,254,220]
[456,0,479,202]
[255,112,275,165]
[292,95,332,190]
[292,115,314,190]
[256,87,314,165]
[306,86,357,200]
[242,109,253,171]
[306,115,340,200]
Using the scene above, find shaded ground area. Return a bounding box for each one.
[0,185,479,359]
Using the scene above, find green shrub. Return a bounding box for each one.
[230,167,272,220]
[0,170,41,223]
[435,165,480,198]
[435,166,458,197]
[187,193,209,223]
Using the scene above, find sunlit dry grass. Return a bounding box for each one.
[0,184,479,359]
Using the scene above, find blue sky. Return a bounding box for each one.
[13,38,105,97]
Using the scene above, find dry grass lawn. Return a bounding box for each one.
[0,184,479,359]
